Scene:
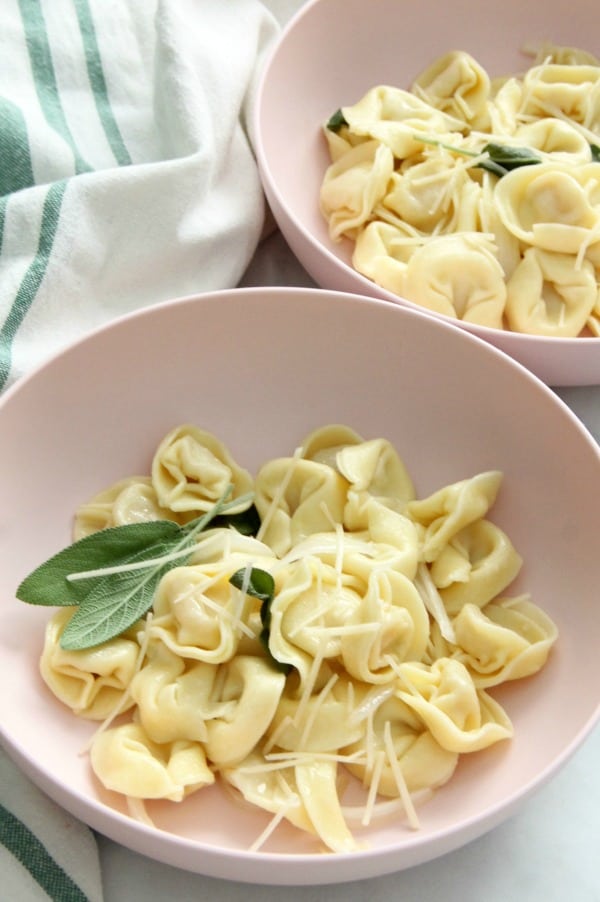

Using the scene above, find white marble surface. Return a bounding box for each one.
[95,227,600,902]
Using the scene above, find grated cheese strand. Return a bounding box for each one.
[361,750,385,826]
[415,562,456,644]
[256,445,304,543]
[78,612,154,755]
[298,672,339,748]
[248,797,297,853]
[292,639,327,728]
[127,796,155,828]
[383,720,420,830]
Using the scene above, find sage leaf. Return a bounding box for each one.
[16,520,183,607]
[326,108,349,132]
[16,487,256,650]
[230,566,275,602]
[212,503,260,536]
[478,142,541,176]
[229,566,290,674]
[411,134,542,178]
[59,545,177,650]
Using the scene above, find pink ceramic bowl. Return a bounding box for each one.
[254,0,600,387]
[1,287,599,884]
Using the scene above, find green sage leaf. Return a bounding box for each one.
[326,108,349,133]
[229,567,290,674]
[212,503,261,536]
[478,142,541,176]
[230,566,275,602]
[16,520,183,607]
[16,486,257,650]
[59,545,178,650]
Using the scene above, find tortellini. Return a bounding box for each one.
[40,609,140,720]
[513,118,592,164]
[494,162,600,255]
[320,43,600,337]
[395,658,513,753]
[401,233,507,328]
[253,456,349,557]
[520,63,600,128]
[343,692,459,796]
[202,655,286,767]
[90,723,214,801]
[505,246,598,336]
[152,423,254,513]
[334,85,465,159]
[406,470,503,561]
[319,140,395,240]
[451,596,559,688]
[411,50,492,128]
[38,423,557,855]
[148,550,271,663]
[268,550,430,685]
[73,477,181,540]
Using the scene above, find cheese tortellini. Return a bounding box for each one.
[320,43,600,337]
[40,609,140,720]
[39,423,558,854]
[152,423,254,513]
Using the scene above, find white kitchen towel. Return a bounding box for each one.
[0,0,279,394]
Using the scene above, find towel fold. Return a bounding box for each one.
[0,0,279,393]
[0,1,280,898]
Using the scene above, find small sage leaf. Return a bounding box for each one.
[478,142,541,176]
[230,566,275,603]
[326,108,349,132]
[229,567,290,674]
[212,504,261,536]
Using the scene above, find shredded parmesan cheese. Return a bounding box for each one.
[383,720,420,830]
[248,797,297,853]
[79,612,154,754]
[256,445,304,543]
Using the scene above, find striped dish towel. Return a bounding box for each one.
[0,0,278,393]
[0,746,103,902]
[0,0,279,897]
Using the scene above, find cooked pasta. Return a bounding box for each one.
[319,43,600,337]
[39,424,558,853]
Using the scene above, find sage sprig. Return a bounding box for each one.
[412,134,542,176]
[17,488,254,651]
[325,108,547,178]
[476,142,542,176]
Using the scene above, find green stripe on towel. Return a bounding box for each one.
[0,98,36,196]
[0,803,90,902]
[74,0,132,166]
[0,196,7,254]
[0,180,67,391]
[18,0,93,175]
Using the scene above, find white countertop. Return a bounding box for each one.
[96,227,600,902]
